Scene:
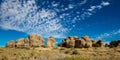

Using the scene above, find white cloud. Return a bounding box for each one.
[68,4,74,9]
[52,1,59,7]
[88,6,96,11]
[96,29,120,40]
[101,1,110,6]
[0,0,67,38]
[80,1,110,20]
[79,0,87,5]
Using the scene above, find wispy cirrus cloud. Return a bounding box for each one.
[0,0,67,38]
[0,0,111,38]
[96,29,120,40]
[80,1,110,20]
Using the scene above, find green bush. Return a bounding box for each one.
[16,46,30,50]
[1,56,8,60]
[93,44,100,47]
[65,56,90,60]
[72,49,79,55]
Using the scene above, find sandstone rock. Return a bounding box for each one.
[91,40,96,47]
[96,40,104,47]
[81,36,91,42]
[6,40,15,47]
[28,34,44,47]
[24,38,30,47]
[75,40,81,48]
[15,38,25,47]
[74,36,79,40]
[66,36,75,48]
[46,36,56,47]
[82,36,92,47]
[85,42,92,48]
[80,39,86,47]
[69,39,75,48]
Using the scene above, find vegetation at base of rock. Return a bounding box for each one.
[72,49,79,55]
[0,47,120,60]
[65,56,90,60]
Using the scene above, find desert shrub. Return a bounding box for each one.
[16,46,30,50]
[93,44,100,47]
[53,47,58,49]
[65,56,89,60]
[64,50,71,54]
[60,48,65,50]
[84,44,89,48]
[72,49,79,55]
[1,56,8,60]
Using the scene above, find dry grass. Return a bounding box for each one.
[0,47,120,60]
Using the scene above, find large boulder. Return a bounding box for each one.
[91,40,96,47]
[15,38,25,47]
[75,40,81,48]
[68,36,75,48]
[96,40,104,47]
[46,36,56,48]
[74,36,79,40]
[28,34,44,47]
[81,36,92,47]
[24,38,30,47]
[64,36,75,48]
[81,36,91,41]
[6,40,15,47]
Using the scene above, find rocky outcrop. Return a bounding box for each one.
[6,40,15,47]
[59,35,104,48]
[6,34,44,48]
[109,40,120,48]
[46,36,56,48]
[91,40,96,47]
[6,34,105,48]
[81,36,92,48]
[15,38,25,47]
[28,34,44,47]
[96,40,104,47]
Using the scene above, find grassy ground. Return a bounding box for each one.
[0,47,120,60]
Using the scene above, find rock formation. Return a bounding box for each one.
[96,40,104,47]
[46,36,56,48]
[28,34,44,47]
[59,35,104,48]
[91,40,96,47]
[6,34,105,48]
[6,34,44,48]
[15,38,25,47]
[6,40,15,47]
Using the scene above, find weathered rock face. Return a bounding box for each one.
[6,40,15,47]
[96,40,104,47]
[64,36,75,48]
[91,40,96,47]
[60,36,97,48]
[15,38,25,47]
[75,40,81,48]
[28,34,44,47]
[6,35,105,48]
[6,34,44,48]
[24,38,30,47]
[46,36,56,47]
[81,36,91,41]
[81,36,92,48]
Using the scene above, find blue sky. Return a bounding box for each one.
[0,0,120,47]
